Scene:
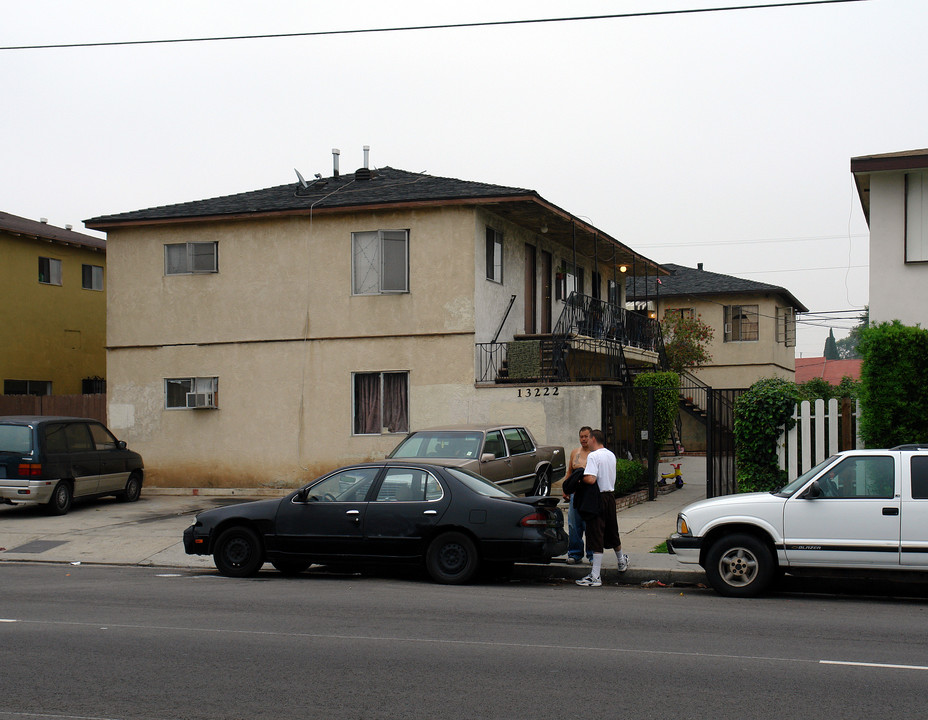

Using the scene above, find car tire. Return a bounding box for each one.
[426,531,479,584]
[532,467,551,497]
[118,472,143,502]
[271,559,312,576]
[704,533,775,598]
[213,526,265,577]
[44,481,73,516]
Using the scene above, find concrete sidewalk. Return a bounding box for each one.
[0,456,708,586]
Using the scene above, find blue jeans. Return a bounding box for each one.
[567,496,592,560]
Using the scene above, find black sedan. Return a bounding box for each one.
[183,462,567,584]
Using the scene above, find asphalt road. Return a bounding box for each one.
[1,564,926,720]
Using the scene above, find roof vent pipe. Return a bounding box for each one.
[363,145,370,169]
[65,224,73,230]
[697,262,703,271]
[40,217,48,223]
[332,148,340,178]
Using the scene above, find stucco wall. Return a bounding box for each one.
[868,172,928,326]
[2,233,106,393]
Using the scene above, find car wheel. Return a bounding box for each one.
[704,533,774,598]
[118,472,143,502]
[426,532,479,584]
[271,559,312,576]
[44,482,73,516]
[213,526,265,577]
[532,467,551,497]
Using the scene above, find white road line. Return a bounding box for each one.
[0,619,17,623]
[820,660,928,671]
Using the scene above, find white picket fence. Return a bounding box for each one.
[778,398,863,481]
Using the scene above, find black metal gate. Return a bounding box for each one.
[705,388,745,498]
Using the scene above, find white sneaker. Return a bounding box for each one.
[616,553,629,572]
[576,574,602,587]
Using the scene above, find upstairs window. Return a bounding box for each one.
[906,172,928,262]
[485,227,503,282]
[352,230,409,294]
[82,264,104,291]
[724,305,758,342]
[664,308,695,320]
[38,257,62,285]
[776,306,796,347]
[165,377,219,409]
[165,242,218,275]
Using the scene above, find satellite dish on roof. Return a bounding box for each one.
[294,169,309,189]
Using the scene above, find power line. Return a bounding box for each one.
[0,0,871,52]
[641,232,869,249]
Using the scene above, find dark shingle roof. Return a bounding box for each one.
[0,211,105,251]
[85,167,537,227]
[626,263,807,312]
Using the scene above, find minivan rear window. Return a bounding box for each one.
[0,425,33,454]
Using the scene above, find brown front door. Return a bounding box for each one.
[524,244,536,334]
[541,250,552,333]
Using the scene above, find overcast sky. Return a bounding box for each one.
[3,0,923,357]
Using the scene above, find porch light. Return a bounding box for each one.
[620,265,627,273]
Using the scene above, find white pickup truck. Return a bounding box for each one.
[669,446,928,596]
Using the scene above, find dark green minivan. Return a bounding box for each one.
[0,416,144,515]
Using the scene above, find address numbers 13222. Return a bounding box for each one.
[517,387,559,398]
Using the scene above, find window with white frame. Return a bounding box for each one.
[607,279,621,305]
[353,371,408,434]
[352,230,409,294]
[557,262,584,301]
[82,264,104,291]
[165,377,219,409]
[164,242,218,275]
[724,305,759,342]
[38,257,62,285]
[776,306,796,347]
[485,227,502,282]
[906,172,928,262]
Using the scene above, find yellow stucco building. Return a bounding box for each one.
[1,212,106,395]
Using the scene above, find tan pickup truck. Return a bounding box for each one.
[387,424,566,497]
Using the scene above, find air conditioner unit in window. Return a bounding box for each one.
[186,392,216,409]
[724,323,732,334]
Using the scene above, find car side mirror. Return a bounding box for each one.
[296,487,309,502]
[117,440,127,450]
[804,480,823,499]
[480,453,495,463]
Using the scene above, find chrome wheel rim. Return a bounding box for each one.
[718,546,758,587]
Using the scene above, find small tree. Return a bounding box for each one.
[734,377,800,493]
[823,328,839,359]
[835,306,868,359]
[660,312,714,376]
[858,320,928,447]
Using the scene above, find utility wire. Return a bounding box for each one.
[0,0,871,52]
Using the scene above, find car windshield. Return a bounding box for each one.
[774,456,839,496]
[445,467,516,498]
[0,424,33,454]
[389,431,483,460]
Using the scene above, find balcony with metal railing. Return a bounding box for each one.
[476,292,662,385]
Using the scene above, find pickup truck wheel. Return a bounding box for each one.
[532,467,551,497]
[213,526,264,577]
[705,533,774,598]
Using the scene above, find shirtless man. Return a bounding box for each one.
[564,426,593,564]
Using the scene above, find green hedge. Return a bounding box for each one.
[858,320,928,447]
[614,458,645,496]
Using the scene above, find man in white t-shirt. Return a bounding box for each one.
[576,429,628,587]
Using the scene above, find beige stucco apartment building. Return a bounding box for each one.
[87,160,665,488]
